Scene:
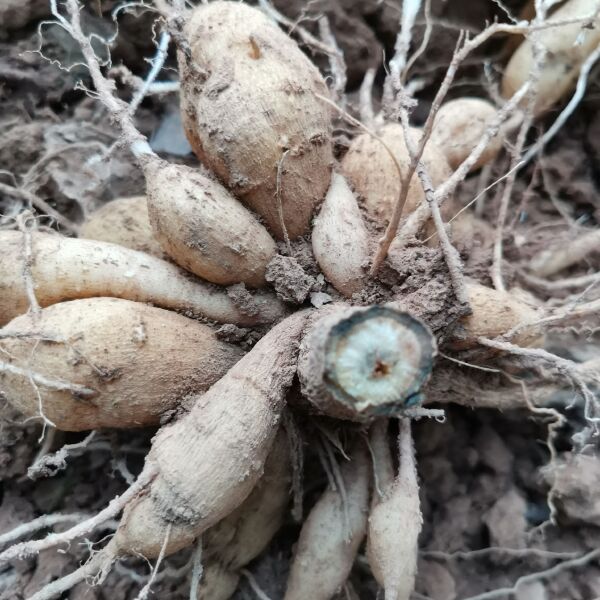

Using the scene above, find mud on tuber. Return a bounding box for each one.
[1,0,600,599]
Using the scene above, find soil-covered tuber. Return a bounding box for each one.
[284,442,370,600]
[179,1,333,240]
[502,0,600,115]
[0,231,286,326]
[311,173,370,298]
[142,156,277,287]
[341,124,451,224]
[0,298,243,431]
[430,97,503,171]
[80,196,165,259]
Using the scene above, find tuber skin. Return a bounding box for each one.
[203,428,291,571]
[341,124,452,225]
[283,442,370,600]
[80,196,166,259]
[450,282,543,349]
[312,173,370,298]
[105,310,309,560]
[0,231,286,327]
[142,156,277,287]
[502,0,600,115]
[0,298,243,431]
[429,97,503,171]
[298,305,436,420]
[367,419,421,600]
[197,428,291,597]
[179,1,333,240]
[197,561,240,600]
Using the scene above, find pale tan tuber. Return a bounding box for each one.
[341,124,452,224]
[429,98,503,171]
[311,173,370,298]
[80,196,165,259]
[450,282,544,349]
[283,442,370,600]
[197,428,291,597]
[367,419,421,600]
[107,310,309,559]
[179,1,333,240]
[0,231,286,327]
[203,428,291,570]
[0,298,243,431]
[142,157,277,287]
[502,0,600,115]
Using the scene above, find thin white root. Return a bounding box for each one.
[28,549,115,600]
[0,513,89,547]
[0,466,157,564]
[189,537,203,600]
[134,524,172,600]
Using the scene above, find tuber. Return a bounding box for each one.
[429,97,503,171]
[284,442,370,600]
[341,124,451,224]
[0,230,286,327]
[450,282,543,349]
[142,156,277,287]
[179,1,333,240]
[298,305,436,420]
[80,195,166,259]
[0,298,243,431]
[502,0,600,115]
[107,310,308,559]
[367,419,421,600]
[311,173,370,298]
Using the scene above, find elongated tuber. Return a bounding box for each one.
[142,157,277,287]
[430,97,503,171]
[312,173,370,298]
[367,419,421,600]
[502,0,600,115]
[0,298,243,431]
[298,305,436,420]
[0,231,286,326]
[80,196,165,259]
[107,310,308,559]
[284,442,370,600]
[179,1,333,239]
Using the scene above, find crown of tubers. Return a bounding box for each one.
[2,1,586,599]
